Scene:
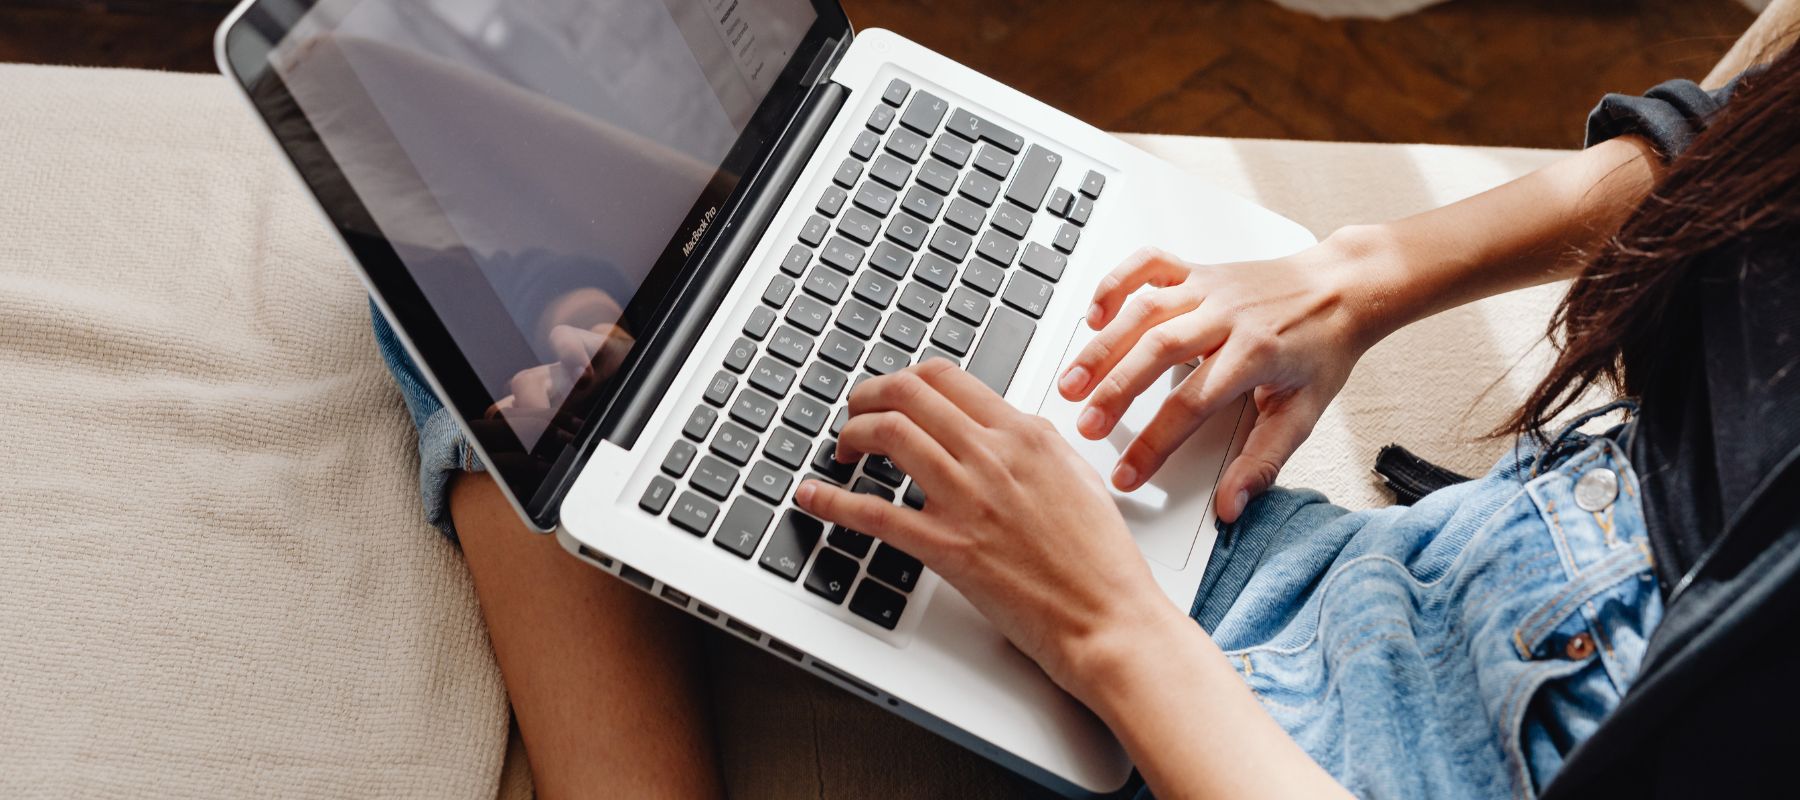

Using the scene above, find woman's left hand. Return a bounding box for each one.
[793,360,1187,697]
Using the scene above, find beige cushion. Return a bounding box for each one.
[0,63,1568,798]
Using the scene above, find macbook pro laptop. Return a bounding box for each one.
[216,1,1314,793]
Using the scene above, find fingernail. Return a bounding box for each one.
[796,481,817,506]
[1233,490,1249,515]
[1059,365,1089,396]
[1077,406,1106,437]
[1086,303,1103,326]
[1113,462,1138,490]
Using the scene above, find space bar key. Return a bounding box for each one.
[965,307,1036,396]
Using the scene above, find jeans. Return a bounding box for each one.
[1189,408,1660,799]
[372,303,483,542]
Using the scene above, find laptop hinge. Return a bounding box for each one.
[801,35,848,87]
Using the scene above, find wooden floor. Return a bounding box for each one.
[0,0,1753,148]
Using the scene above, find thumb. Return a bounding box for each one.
[1215,395,1320,523]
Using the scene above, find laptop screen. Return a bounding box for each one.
[267,0,818,456]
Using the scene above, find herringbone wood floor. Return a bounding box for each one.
[1,0,1752,147]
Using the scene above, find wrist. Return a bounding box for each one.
[1056,599,1205,717]
[1312,223,1415,351]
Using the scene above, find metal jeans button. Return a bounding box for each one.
[1565,632,1596,660]
[1574,468,1619,512]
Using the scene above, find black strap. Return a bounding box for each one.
[1373,444,1473,505]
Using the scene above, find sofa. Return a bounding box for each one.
[0,62,1576,798]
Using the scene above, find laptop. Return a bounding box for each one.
[216,1,1314,794]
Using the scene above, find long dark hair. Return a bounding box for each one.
[1501,42,1800,437]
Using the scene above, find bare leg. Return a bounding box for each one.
[451,473,724,799]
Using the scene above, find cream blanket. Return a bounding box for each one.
[0,63,1569,798]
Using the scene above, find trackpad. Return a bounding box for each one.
[1036,323,1243,570]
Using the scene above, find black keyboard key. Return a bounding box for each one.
[974,144,1015,179]
[899,91,949,135]
[945,108,1024,153]
[852,271,898,309]
[683,405,718,441]
[715,497,775,558]
[865,342,910,375]
[931,134,972,167]
[670,491,720,536]
[816,185,846,218]
[1002,271,1055,318]
[958,171,1001,207]
[880,313,927,351]
[801,360,850,402]
[641,475,677,513]
[783,393,831,436]
[837,208,881,245]
[866,103,895,133]
[1081,170,1105,198]
[913,253,957,292]
[961,258,1004,296]
[803,266,848,304]
[833,157,863,189]
[1004,145,1063,211]
[863,455,904,487]
[703,370,736,407]
[930,316,977,356]
[692,454,741,499]
[928,225,973,262]
[869,241,913,279]
[869,544,923,592]
[820,236,866,274]
[976,229,1020,267]
[1019,242,1067,282]
[897,282,942,321]
[761,511,824,581]
[836,299,882,339]
[849,129,880,161]
[1070,196,1095,226]
[805,548,859,605]
[966,306,1036,395]
[763,276,795,308]
[944,197,985,233]
[1053,222,1081,254]
[812,439,856,483]
[850,579,908,630]
[709,421,758,467]
[744,306,776,340]
[662,440,699,477]
[1047,187,1074,217]
[749,356,798,398]
[768,325,815,366]
[919,346,960,367]
[785,295,833,335]
[903,481,927,510]
[881,78,911,107]
[780,244,810,277]
[917,158,959,196]
[818,332,865,373]
[828,525,874,558]
[853,181,898,217]
[731,388,779,431]
[799,214,830,247]
[946,286,990,324]
[870,153,911,189]
[991,202,1032,239]
[901,185,945,222]
[765,425,812,470]
[885,127,928,163]
[885,214,929,251]
[745,460,794,505]
[830,407,849,436]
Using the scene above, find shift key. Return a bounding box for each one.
[965,306,1035,396]
[1003,145,1062,211]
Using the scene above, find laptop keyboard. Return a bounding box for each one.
[638,77,1105,633]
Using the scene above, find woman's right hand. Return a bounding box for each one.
[1057,236,1393,522]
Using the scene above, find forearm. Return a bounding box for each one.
[1329,134,1660,344]
[1705,0,1800,89]
[1070,613,1352,799]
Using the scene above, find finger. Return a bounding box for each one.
[508,364,557,410]
[795,479,951,562]
[549,324,635,382]
[847,364,982,455]
[1087,248,1193,329]
[1214,396,1320,523]
[1112,344,1266,490]
[835,410,967,496]
[1059,286,1198,402]
[1076,312,1229,440]
[912,358,1016,427]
